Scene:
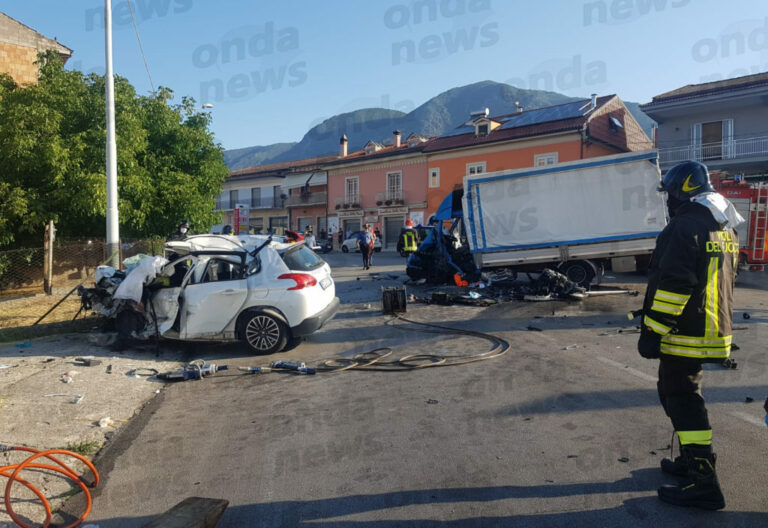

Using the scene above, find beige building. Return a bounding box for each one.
[0,11,72,85]
[216,165,290,235]
[216,156,339,235]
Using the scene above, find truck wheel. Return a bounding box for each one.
[239,311,288,355]
[341,245,349,253]
[558,260,595,287]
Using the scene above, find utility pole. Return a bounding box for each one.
[105,0,120,267]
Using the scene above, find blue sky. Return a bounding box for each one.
[5,0,768,150]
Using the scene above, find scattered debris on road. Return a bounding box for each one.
[74,356,103,367]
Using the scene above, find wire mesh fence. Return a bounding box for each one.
[0,247,45,294]
[0,238,167,296]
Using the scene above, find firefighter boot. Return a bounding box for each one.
[661,445,717,477]
[658,448,725,510]
[660,453,688,477]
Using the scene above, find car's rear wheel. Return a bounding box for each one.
[239,312,288,354]
[341,245,349,253]
[374,247,382,253]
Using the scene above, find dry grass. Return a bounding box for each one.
[0,293,83,330]
[0,289,100,342]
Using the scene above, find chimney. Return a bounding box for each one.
[393,130,401,148]
[340,134,348,157]
[591,93,598,110]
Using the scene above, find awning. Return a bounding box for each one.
[282,171,327,189]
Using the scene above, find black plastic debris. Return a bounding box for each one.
[382,286,407,315]
[721,358,738,369]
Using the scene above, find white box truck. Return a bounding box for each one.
[460,150,668,284]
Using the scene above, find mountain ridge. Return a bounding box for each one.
[224,81,656,170]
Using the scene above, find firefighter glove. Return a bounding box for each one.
[637,330,662,359]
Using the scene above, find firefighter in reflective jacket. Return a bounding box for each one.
[638,160,743,511]
[397,219,420,257]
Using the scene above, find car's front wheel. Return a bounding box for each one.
[239,311,288,354]
[341,245,349,253]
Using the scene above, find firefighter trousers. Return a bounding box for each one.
[657,356,712,447]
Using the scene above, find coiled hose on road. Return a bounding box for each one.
[1,446,99,528]
[316,314,510,372]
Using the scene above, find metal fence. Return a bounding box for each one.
[0,238,166,296]
[658,135,768,166]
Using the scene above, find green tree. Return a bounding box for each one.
[0,52,228,248]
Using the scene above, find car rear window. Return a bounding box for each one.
[281,244,325,271]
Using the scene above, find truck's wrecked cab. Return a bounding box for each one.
[78,235,339,354]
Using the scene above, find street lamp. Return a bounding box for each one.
[105,0,119,267]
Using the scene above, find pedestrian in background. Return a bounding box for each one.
[304,226,316,248]
[167,219,190,241]
[356,224,375,270]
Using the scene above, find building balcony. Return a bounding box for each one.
[215,197,286,211]
[285,191,327,208]
[375,190,405,206]
[658,135,768,167]
[334,195,361,210]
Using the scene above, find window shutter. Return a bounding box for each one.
[691,123,702,160]
[722,119,734,159]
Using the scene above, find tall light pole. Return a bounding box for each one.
[105,0,119,266]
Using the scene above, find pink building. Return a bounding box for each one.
[326,132,431,249]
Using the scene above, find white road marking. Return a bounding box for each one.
[727,411,766,428]
[597,356,657,382]
[597,357,767,430]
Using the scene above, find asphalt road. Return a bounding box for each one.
[60,252,768,527]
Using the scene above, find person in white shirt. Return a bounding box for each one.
[304,227,316,249]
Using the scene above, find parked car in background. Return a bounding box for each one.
[78,235,339,354]
[341,231,383,253]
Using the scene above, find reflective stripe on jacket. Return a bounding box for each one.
[402,230,418,252]
[642,202,738,361]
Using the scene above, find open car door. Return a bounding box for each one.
[181,255,249,339]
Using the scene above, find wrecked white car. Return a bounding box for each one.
[78,235,339,354]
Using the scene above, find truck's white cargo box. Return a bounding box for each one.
[462,151,667,268]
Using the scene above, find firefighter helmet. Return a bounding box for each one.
[658,161,714,200]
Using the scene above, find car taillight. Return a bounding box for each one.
[278,273,318,290]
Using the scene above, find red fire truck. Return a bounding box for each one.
[712,178,768,270]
